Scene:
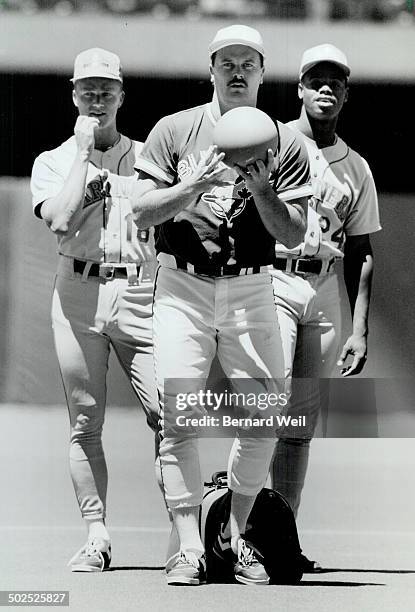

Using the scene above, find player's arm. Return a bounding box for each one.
[39,117,99,234]
[109,146,226,229]
[234,150,308,247]
[337,233,374,376]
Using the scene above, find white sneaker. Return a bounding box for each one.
[68,538,111,572]
[166,549,207,586]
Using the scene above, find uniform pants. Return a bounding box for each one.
[271,269,341,516]
[52,255,159,520]
[153,266,285,509]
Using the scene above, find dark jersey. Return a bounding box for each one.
[137,102,311,267]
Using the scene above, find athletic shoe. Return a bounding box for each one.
[67,538,111,572]
[166,549,207,586]
[300,553,322,573]
[212,523,232,563]
[233,538,270,585]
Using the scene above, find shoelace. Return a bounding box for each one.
[67,539,109,568]
[176,551,200,570]
[238,541,259,567]
[84,540,104,557]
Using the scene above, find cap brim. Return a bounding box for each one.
[209,39,264,57]
[70,72,123,83]
[300,60,350,80]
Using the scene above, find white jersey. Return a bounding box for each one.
[275,120,381,259]
[31,135,156,264]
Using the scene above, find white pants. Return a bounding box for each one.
[153,266,285,509]
[271,269,341,516]
[52,255,159,520]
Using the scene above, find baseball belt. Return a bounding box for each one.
[273,257,335,276]
[158,253,270,277]
[73,259,141,280]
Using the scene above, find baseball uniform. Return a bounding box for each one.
[135,100,312,509]
[31,134,159,520]
[271,120,381,515]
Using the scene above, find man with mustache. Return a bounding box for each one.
[269,44,381,569]
[108,24,311,585]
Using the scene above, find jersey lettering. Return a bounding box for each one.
[84,178,104,208]
[177,150,228,182]
[313,179,352,222]
[177,158,194,179]
[311,179,352,254]
[318,216,344,248]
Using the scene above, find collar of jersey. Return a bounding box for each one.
[207,93,222,126]
[313,134,348,165]
[288,121,348,165]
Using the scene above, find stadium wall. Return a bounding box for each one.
[2,75,415,192]
[1,14,415,81]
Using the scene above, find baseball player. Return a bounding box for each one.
[30,48,160,572]
[109,24,311,585]
[269,44,381,569]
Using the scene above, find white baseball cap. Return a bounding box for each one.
[209,25,265,58]
[299,43,350,80]
[71,47,123,83]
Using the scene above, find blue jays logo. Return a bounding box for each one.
[202,184,252,221]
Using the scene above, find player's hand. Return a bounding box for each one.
[234,149,275,194]
[183,145,227,190]
[74,116,100,160]
[337,334,367,377]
